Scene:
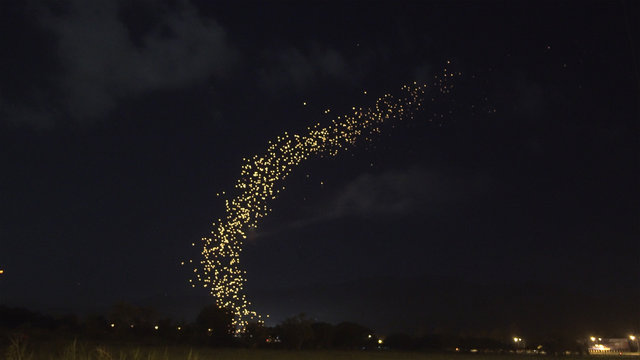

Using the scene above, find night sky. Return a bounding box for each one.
[1,1,638,337]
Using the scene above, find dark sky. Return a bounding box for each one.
[1,0,638,337]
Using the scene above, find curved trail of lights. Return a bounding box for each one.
[190,69,459,329]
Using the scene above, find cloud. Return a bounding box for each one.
[254,167,490,240]
[329,167,448,217]
[4,0,235,126]
[1,100,56,130]
[257,46,351,92]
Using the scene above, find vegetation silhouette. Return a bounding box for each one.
[0,304,592,356]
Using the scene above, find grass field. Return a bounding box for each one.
[4,340,594,360]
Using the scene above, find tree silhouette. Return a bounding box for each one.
[311,322,335,349]
[243,321,269,348]
[333,321,371,349]
[278,313,314,350]
[195,304,234,346]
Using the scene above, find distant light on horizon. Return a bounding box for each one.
[594,344,610,351]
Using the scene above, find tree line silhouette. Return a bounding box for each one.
[0,304,587,354]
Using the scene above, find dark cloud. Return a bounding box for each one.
[258,46,352,93]
[4,104,56,129]
[3,0,236,127]
[331,168,438,216]
[329,167,481,217]
[255,167,493,239]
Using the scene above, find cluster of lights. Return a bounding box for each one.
[588,335,639,353]
[593,344,611,351]
[189,67,460,329]
[108,323,185,332]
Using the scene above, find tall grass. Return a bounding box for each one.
[3,339,591,360]
[3,337,203,360]
[5,335,33,360]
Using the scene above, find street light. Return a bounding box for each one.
[630,335,639,355]
[513,337,525,350]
